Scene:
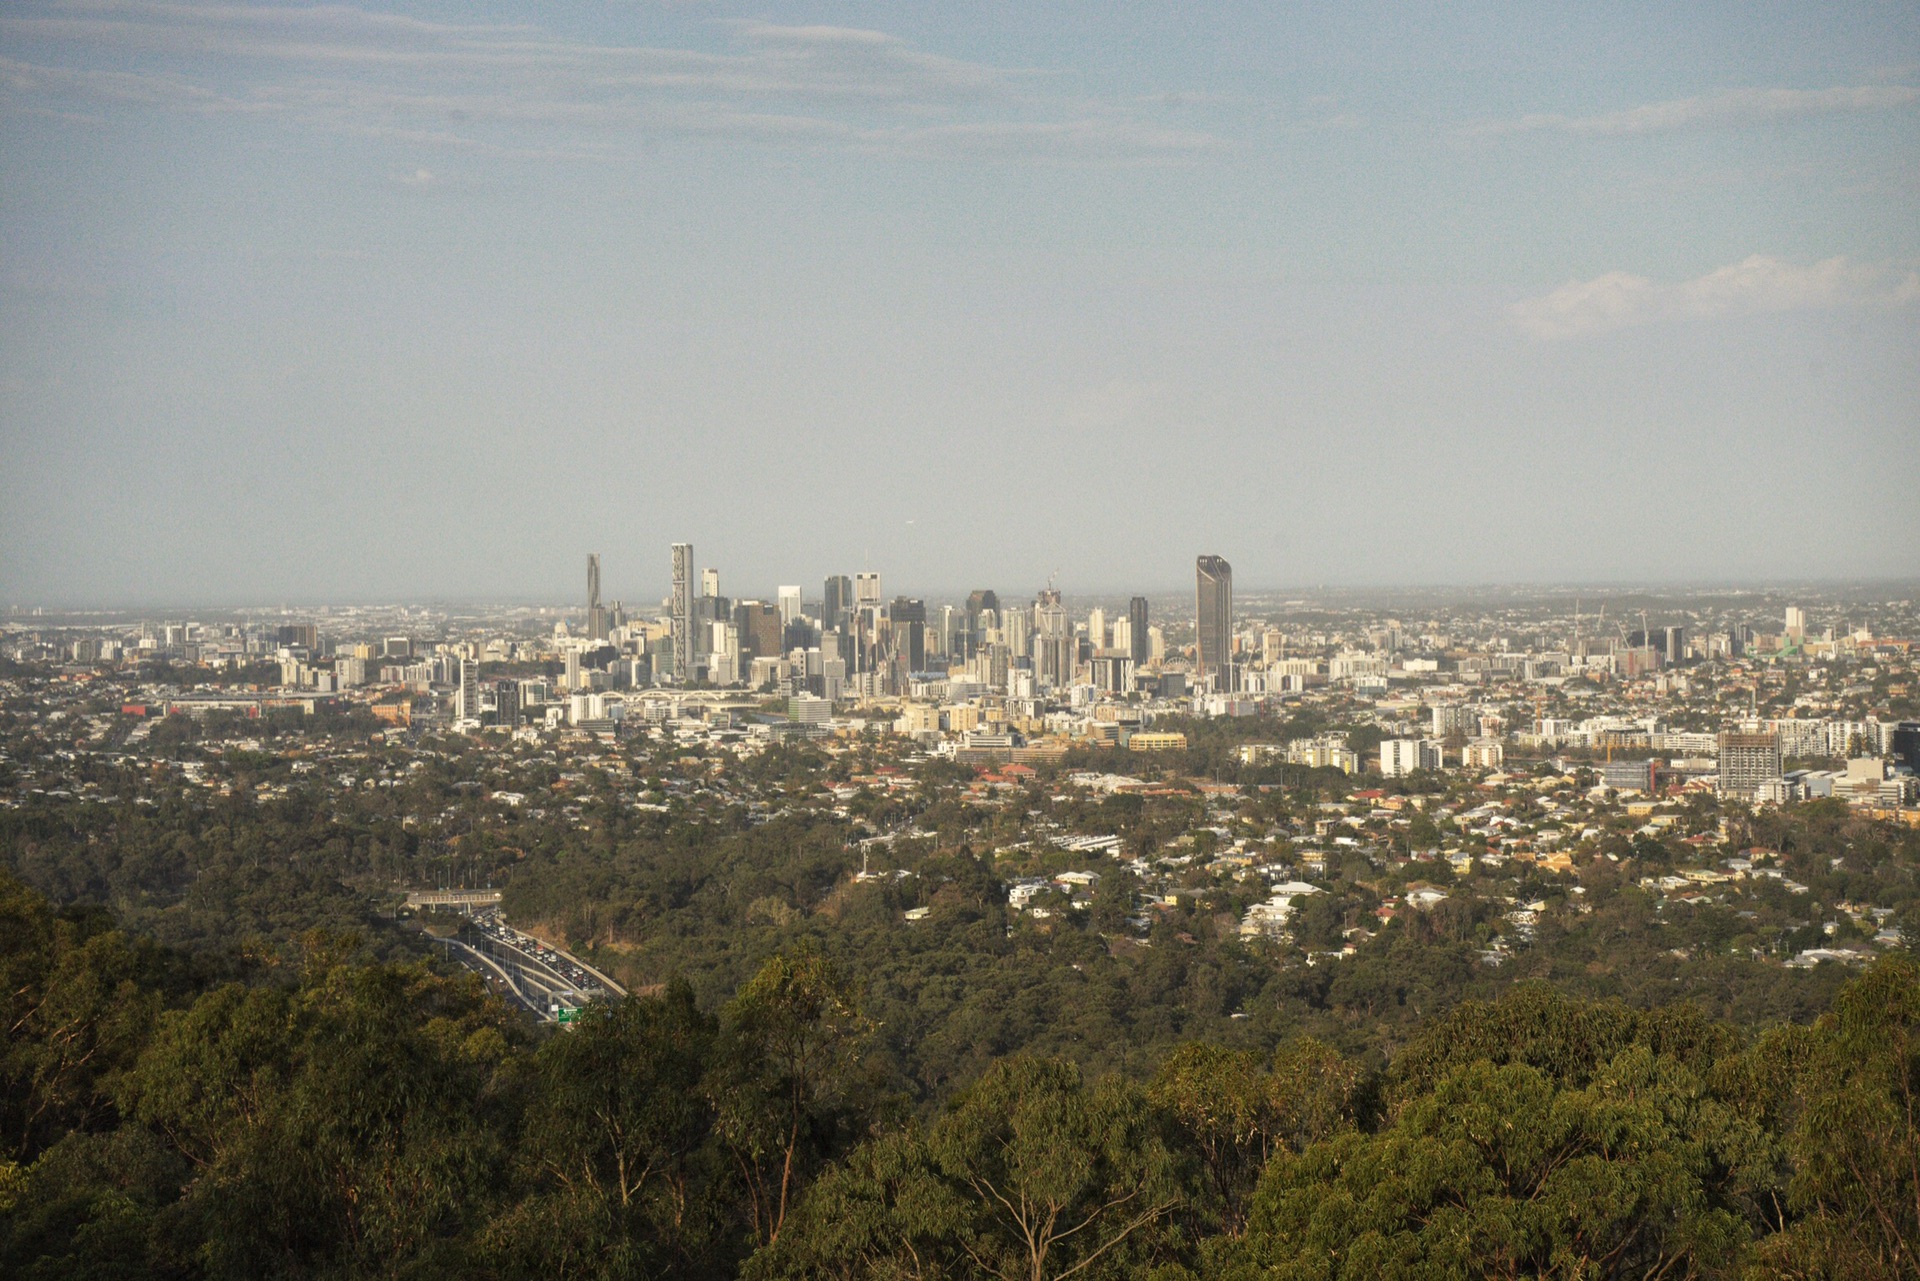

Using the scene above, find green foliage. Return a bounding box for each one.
[1220,1047,1750,1279]
[758,1055,1182,1281]
[484,980,727,1278]
[1148,1038,1363,1238]
[6,827,1920,1280]
[1,874,166,1161]
[714,946,874,1248]
[1754,955,1920,1279]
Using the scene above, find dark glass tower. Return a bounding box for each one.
[1195,555,1233,691]
[823,575,853,632]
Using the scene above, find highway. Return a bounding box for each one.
[431,908,622,1022]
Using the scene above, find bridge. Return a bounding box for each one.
[403,889,503,910]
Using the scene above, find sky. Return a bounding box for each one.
[1,1,1916,607]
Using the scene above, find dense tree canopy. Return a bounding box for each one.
[4,862,1919,1280]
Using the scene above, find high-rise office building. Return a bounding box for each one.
[855,572,882,608]
[963,589,998,660]
[709,621,740,686]
[778,585,804,629]
[670,542,693,684]
[735,601,783,661]
[487,679,520,729]
[1005,606,1031,659]
[1090,651,1133,695]
[824,576,852,630]
[701,567,721,599]
[1889,722,1920,774]
[1195,555,1233,690]
[1086,607,1107,651]
[890,597,927,672]
[1784,605,1806,641]
[1035,590,1071,687]
[1127,596,1149,665]
[934,604,958,658]
[1261,627,1284,666]
[586,553,607,641]
[1663,626,1686,664]
[1627,629,1668,669]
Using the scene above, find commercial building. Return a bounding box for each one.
[1892,722,1920,774]
[1124,730,1188,752]
[1127,596,1150,664]
[789,693,831,724]
[734,602,783,662]
[586,553,606,641]
[823,575,852,631]
[1195,554,1233,691]
[890,597,927,673]
[1035,591,1072,687]
[965,589,999,659]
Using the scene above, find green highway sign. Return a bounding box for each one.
[555,1006,581,1024]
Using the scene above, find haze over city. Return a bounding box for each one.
[1,1,1917,604]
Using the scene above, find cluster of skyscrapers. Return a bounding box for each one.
[644,542,1214,701]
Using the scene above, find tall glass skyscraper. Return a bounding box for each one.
[823,575,852,631]
[1126,595,1150,664]
[1195,555,1233,691]
[586,553,606,641]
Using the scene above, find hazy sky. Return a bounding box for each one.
[2,1,1916,607]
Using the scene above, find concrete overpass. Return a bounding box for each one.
[403,889,503,910]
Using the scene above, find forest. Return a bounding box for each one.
[4,865,1919,1279]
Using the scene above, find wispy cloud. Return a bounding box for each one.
[1511,255,1920,339]
[1473,84,1920,138]
[0,53,276,113]
[0,1,1224,162]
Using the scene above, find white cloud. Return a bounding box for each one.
[1511,255,1920,339]
[0,1,1220,161]
[1474,84,1919,138]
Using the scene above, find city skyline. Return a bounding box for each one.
[9,532,1920,617]
[10,569,1920,614]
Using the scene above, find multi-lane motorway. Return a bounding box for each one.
[432,909,624,1022]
